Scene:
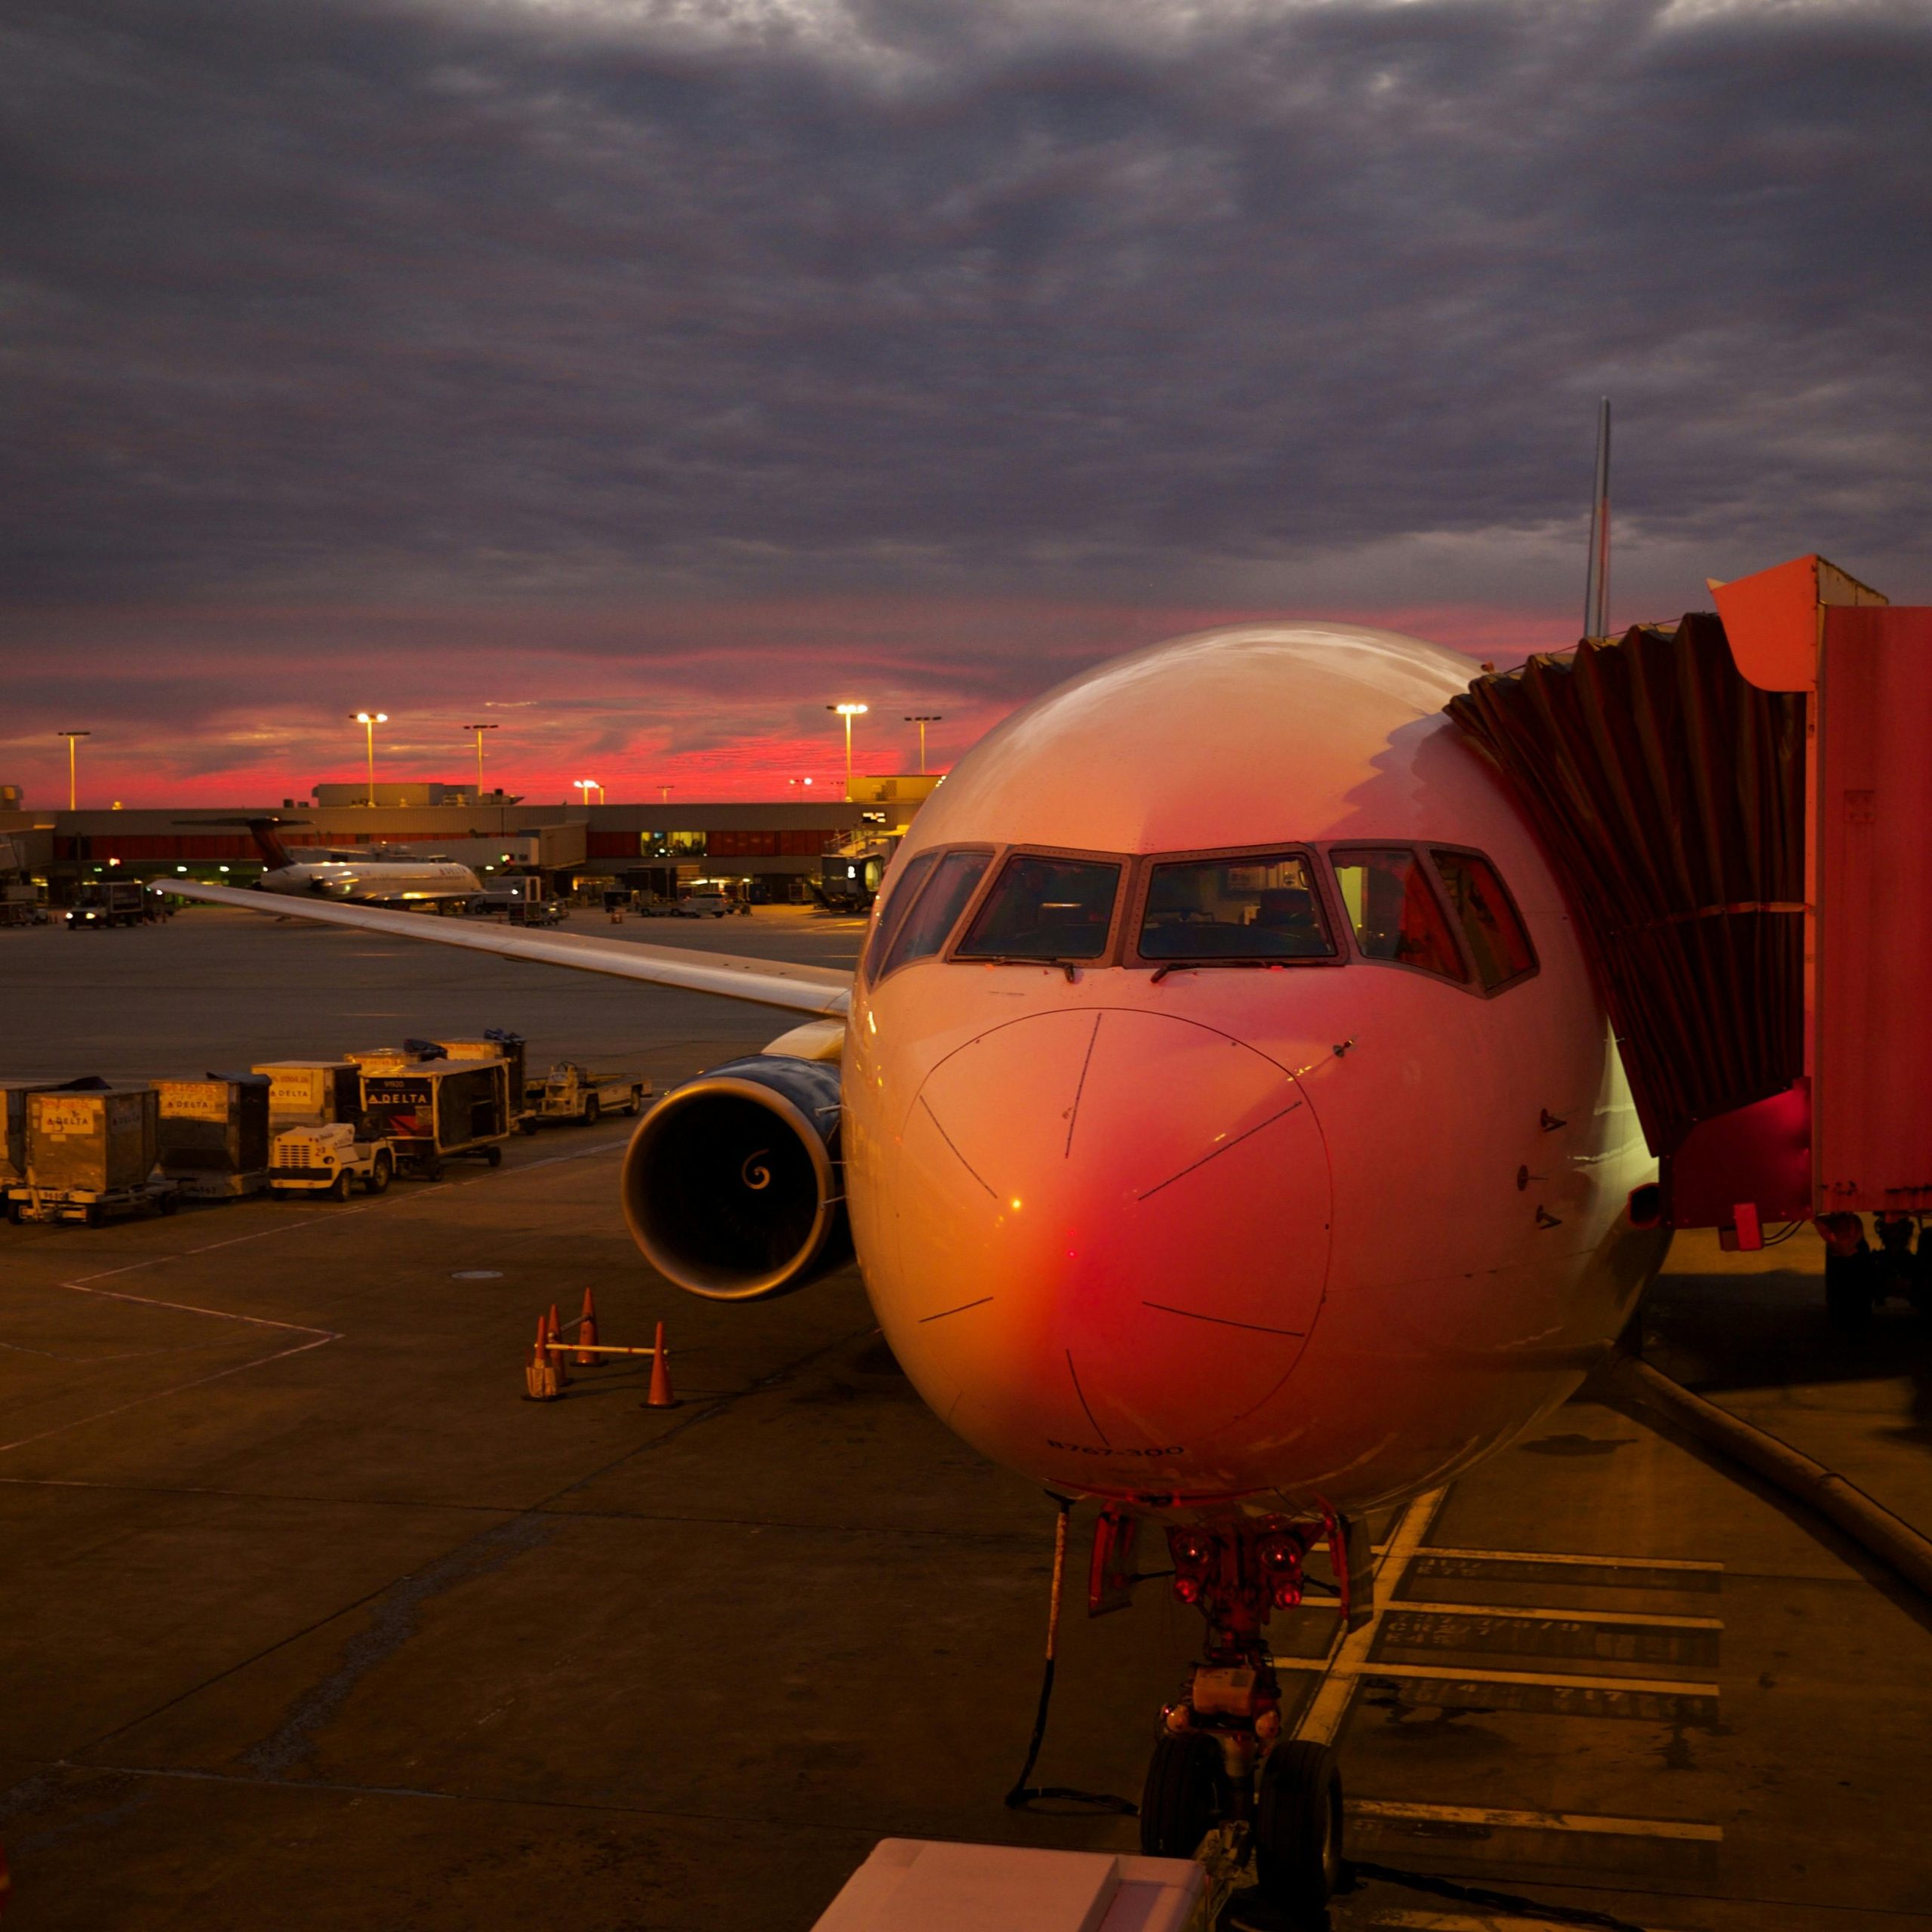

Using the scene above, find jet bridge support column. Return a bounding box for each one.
[1715,558,1932,1220]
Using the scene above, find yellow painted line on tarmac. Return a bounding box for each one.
[1275,1657,1717,1700]
[1364,1912,1686,1931]
[1291,1487,1451,1747]
[1349,1798,1721,1841]
[1411,1545,1724,1573]
[1382,1598,1723,1630]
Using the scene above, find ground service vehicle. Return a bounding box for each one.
[66,881,146,928]
[521,1063,650,1129]
[268,1123,395,1198]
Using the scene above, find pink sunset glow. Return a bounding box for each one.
[4,598,1574,809]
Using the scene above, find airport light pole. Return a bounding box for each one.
[658,784,672,804]
[57,730,91,811]
[826,702,868,795]
[464,722,497,797]
[574,779,605,808]
[904,715,943,775]
[352,712,387,808]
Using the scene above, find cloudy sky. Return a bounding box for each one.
[4,0,1927,804]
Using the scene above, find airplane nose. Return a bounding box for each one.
[883,1007,1331,1478]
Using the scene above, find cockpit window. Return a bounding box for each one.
[1329,848,1467,983]
[1432,850,1536,990]
[880,849,993,976]
[954,853,1120,961]
[863,849,939,985]
[1137,851,1334,960]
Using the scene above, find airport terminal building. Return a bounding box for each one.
[0,776,939,903]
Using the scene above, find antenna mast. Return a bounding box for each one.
[1583,397,1611,638]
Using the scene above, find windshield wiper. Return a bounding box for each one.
[974,953,1082,983]
[1150,960,1291,983]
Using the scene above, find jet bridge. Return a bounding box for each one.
[1447,554,1927,1241]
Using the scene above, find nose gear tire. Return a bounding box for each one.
[1138,1730,1221,1858]
[1254,1740,1344,1912]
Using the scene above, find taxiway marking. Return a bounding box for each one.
[1411,1546,1724,1574]
[1349,1798,1721,1842]
[1273,1657,1718,1700]
[1292,1486,1450,1746]
[1364,1913,1684,1931]
[1382,1599,1722,1631]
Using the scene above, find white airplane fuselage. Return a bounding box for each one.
[841,623,1667,1517]
[259,857,480,905]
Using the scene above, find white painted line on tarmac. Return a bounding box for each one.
[1349,1798,1721,1842]
[1382,1599,1723,1631]
[1292,1487,1450,1747]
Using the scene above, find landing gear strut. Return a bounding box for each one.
[1137,1515,1352,1918]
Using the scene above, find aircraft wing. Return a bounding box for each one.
[169,881,852,1017]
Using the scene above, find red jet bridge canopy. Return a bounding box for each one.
[1447,555,1927,1233]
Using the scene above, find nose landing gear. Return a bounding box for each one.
[1138,1515,1350,1921]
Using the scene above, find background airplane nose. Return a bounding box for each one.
[887,1008,1332,1463]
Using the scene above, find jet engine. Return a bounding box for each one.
[620,1054,848,1300]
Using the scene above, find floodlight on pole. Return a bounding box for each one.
[826,702,868,794]
[903,714,943,774]
[352,712,387,807]
[57,731,91,812]
[463,722,498,795]
[574,779,605,807]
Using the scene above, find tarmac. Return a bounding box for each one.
[2,905,1930,1931]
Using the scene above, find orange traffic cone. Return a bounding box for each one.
[576,1286,598,1366]
[646,1319,678,1408]
[525,1313,558,1401]
[546,1303,570,1387]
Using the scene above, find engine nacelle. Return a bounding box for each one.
[620,1054,848,1300]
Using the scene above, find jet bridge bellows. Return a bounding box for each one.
[1445,612,1805,1160]
[1448,555,1932,1232]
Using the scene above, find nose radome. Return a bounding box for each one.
[888,1008,1331,1460]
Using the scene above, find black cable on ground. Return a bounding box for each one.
[1003,1494,1137,1817]
[1349,1860,1653,1931]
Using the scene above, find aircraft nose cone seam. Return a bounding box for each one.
[1062,1011,1104,1160]
[1135,1096,1306,1201]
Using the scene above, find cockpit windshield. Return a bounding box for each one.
[955,854,1120,961]
[1137,851,1334,960]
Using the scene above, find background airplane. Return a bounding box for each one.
[171,622,1664,1913]
[181,816,481,906]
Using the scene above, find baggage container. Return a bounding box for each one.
[358,1058,512,1178]
[253,1060,362,1129]
[155,1073,271,1198]
[2,1080,62,1185]
[428,1030,527,1100]
[26,1084,158,1194]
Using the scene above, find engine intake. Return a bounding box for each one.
[621,1054,848,1300]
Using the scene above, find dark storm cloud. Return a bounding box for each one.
[3,0,1929,612]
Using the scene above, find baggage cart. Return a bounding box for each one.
[358,1058,512,1180]
[6,1083,174,1226]
[2,1080,62,1186]
[155,1073,272,1200]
